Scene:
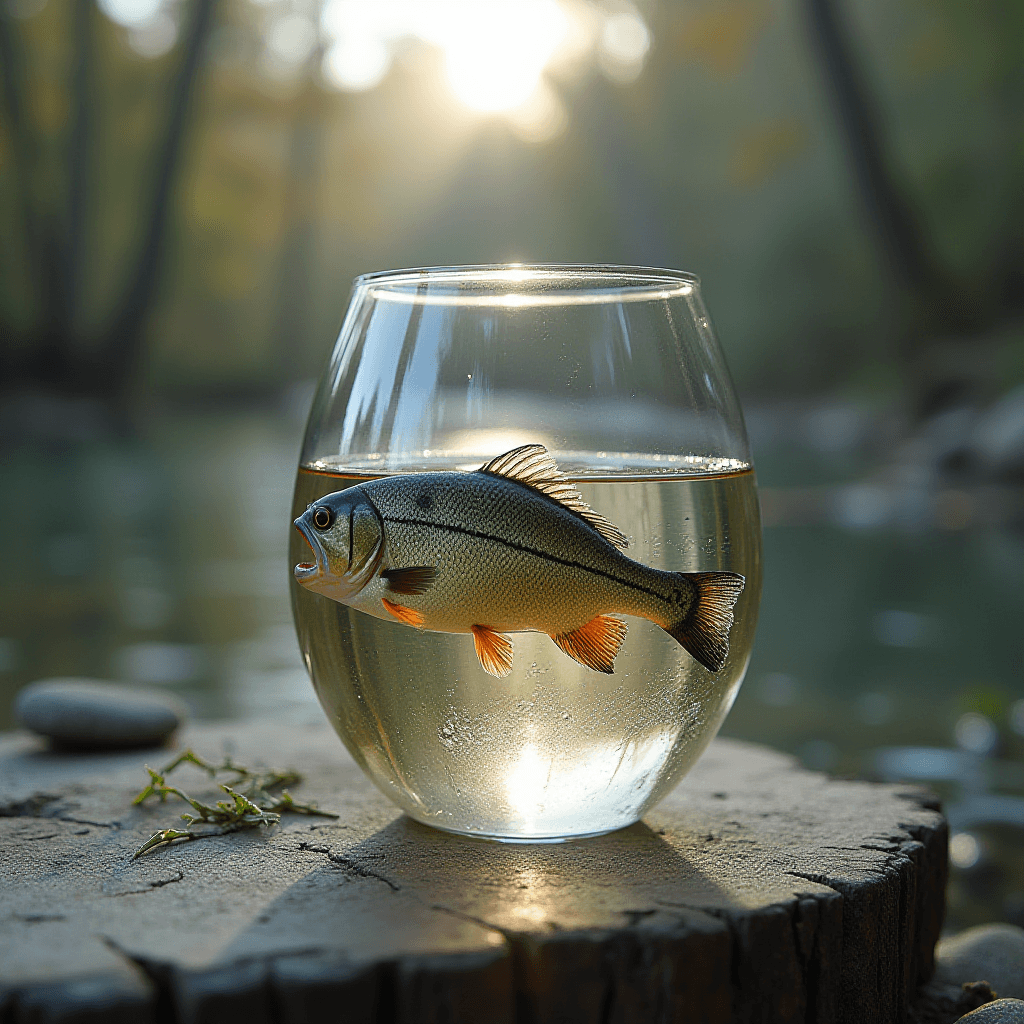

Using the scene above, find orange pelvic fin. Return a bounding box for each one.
[382,597,424,628]
[471,625,514,678]
[552,615,628,674]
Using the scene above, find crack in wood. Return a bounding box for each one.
[785,869,836,887]
[296,841,401,892]
[106,870,186,897]
[428,903,512,940]
[55,815,120,829]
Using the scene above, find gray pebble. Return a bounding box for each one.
[937,924,1024,1000]
[15,678,186,750]
[957,999,1024,1023]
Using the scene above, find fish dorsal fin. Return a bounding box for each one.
[478,444,629,549]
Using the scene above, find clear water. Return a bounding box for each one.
[290,460,762,840]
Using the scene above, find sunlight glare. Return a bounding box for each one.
[508,81,568,144]
[438,1,570,113]
[505,731,674,833]
[448,428,550,468]
[315,1,651,137]
[506,743,550,823]
[510,903,548,924]
[499,266,530,282]
[318,0,570,114]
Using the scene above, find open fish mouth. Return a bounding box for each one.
[293,518,326,580]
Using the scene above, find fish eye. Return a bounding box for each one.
[312,507,332,530]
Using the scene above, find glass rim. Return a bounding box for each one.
[353,263,702,290]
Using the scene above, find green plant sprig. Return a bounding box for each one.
[131,749,337,859]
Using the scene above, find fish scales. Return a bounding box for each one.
[357,470,690,636]
[293,444,745,675]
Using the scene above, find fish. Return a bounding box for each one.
[293,444,745,678]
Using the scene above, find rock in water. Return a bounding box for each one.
[14,679,186,751]
[957,999,1024,1023]
[937,924,1024,1000]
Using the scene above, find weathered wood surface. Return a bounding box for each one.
[0,720,947,1024]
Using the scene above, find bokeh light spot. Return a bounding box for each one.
[949,832,982,870]
[128,13,178,58]
[267,14,317,70]
[97,0,162,29]
[323,36,391,92]
[599,8,650,83]
[954,712,998,755]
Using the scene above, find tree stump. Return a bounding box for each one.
[0,720,947,1024]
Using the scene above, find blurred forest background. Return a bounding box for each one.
[1,0,1023,929]
[3,0,1022,402]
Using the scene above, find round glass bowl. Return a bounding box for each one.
[290,264,761,841]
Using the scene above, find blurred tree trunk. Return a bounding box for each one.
[988,1,1024,313]
[29,0,93,388]
[0,9,42,323]
[804,0,992,413]
[0,0,219,409]
[271,41,327,382]
[102,0,218,400]
[66,0,93,339]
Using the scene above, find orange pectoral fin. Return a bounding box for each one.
[471,625,514,678]
[552,615,628,674]
[382,598,424,628]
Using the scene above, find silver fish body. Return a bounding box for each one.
[294,445,744,676]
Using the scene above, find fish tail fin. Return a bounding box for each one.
[664,572,745,673]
